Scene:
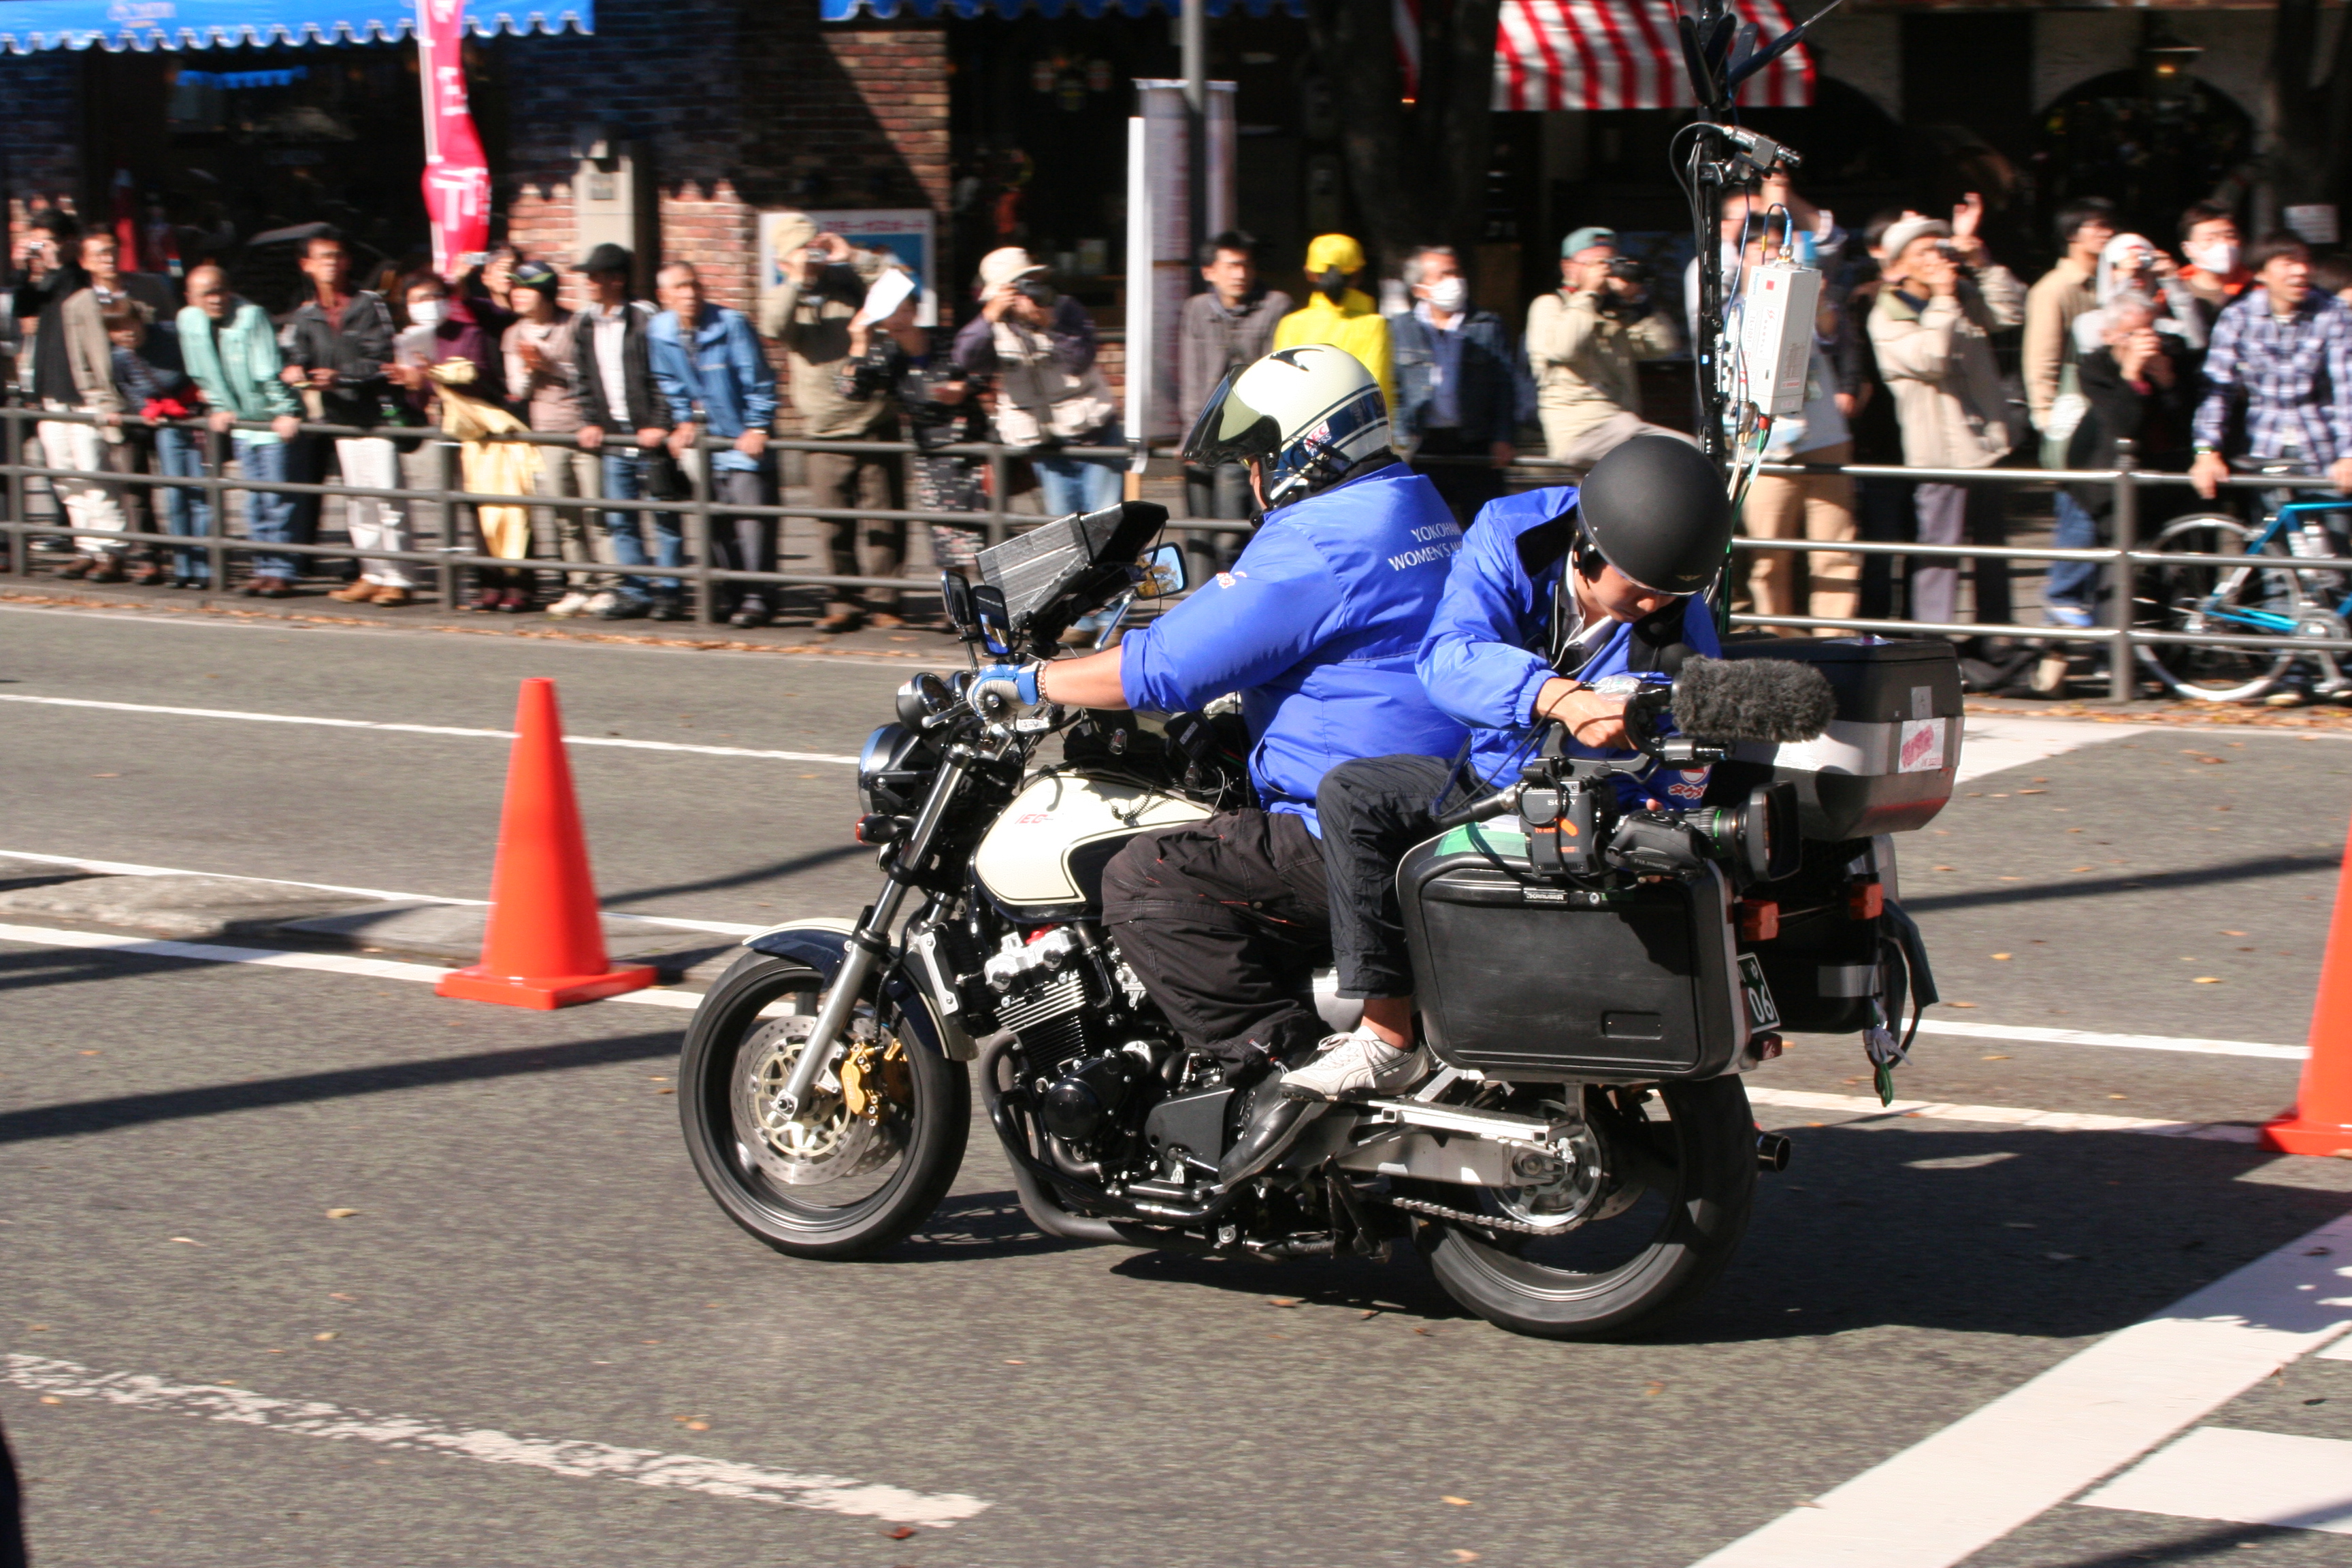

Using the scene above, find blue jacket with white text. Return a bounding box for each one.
[1118,461,1469,832]
[1418,485,1720,806]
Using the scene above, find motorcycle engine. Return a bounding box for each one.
[985,926,1159,1165]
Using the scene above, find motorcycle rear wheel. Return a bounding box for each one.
[1417,1076,1757,1339]
[679,950,968,1260]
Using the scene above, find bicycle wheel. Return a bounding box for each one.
[2134,513,2300,702]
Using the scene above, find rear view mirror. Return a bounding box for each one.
[1138,543,1186,599]
[971,583,1013,658]
[939,572,979,642]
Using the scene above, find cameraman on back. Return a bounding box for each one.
[1526,226,1688,470]
[1289,438,1733,1102]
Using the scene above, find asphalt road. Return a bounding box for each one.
[4,602,2352,1568]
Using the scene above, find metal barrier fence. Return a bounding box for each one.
[5,406,2347,703]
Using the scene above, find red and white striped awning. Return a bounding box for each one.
[1495,0,1814,112]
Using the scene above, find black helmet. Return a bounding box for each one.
[1574,436,1733,595]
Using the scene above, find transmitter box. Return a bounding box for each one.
[1735,261,1823,417]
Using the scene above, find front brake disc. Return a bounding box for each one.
[731,1014,905,1188]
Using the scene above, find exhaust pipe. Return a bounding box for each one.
[1755,1128,1793,1173]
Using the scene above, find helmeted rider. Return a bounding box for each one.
[1290,436,1735,1102]
[968,342,1465,1181]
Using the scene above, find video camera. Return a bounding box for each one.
[1436,653,1835,886]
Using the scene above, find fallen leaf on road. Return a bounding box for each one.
[683,1420,708,1432]
[2018,788,2046,794]
[885,1526,918,1540]
[329,1293,354,1301]
[1643,1381,1666,1396]
[1948,1001,1977,1008]
[1443,1496,1473,1506]
[2193,977,2221,984]
[325,1208,358,1219]
[2306,1247,2333,1256]
[1451,1552,1481,1563]
[1932,864,1955,871]
[1003,1358,1026,1365]
[1413,1326,1434,1337]
[1991,953,2012,960]
[1359,1309,1381,1320]
[2224,930,2247,936]
[656,1088,674,1095]
[1269,1297,1300,1309]
[38,1396,61,1405]
[90,773,118,779]
[169,1237,203,1245]
[2069,865,2094,872]
[1982,1054,2010,1061]
[314,1332,337,1342]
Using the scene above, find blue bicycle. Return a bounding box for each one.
[2137,498,2352,702]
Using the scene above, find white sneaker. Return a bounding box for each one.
[580,590,618,619]
[545,590,592,619]
[1280,1028,1429,1102]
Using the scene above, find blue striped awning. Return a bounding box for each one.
[821,1,1302,18]
[0,1,590,53]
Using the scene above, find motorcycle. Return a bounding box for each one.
[678,501,1949,1338]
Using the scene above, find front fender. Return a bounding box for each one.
[741,921,978,1062]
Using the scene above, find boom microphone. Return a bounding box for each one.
[1669,655,1835,744]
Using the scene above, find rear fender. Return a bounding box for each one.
[741,920,978,1062]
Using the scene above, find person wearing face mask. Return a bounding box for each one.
[1525,225,1684,468]
[1271,233,1394,414]
[1386,244,1524,527]
[2176,202,2250,343]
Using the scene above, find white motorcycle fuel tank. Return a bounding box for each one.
[972,773,1213,919]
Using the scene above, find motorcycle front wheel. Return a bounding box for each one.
[1415,1076,1757,1340]
[679,949,968,1259]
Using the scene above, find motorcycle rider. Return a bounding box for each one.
[969,343,1466,1179]
[1288,436,1734,1101]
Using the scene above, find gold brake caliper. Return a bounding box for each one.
[839,1037,913,1122]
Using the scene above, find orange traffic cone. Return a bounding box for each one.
[2264,813,2352,1156]
[435,678,655,1010]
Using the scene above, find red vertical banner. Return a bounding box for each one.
[416,0,491,280]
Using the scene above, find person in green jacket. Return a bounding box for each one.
[180,263,303,595]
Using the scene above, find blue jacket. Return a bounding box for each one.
[651,303,777,472]
[1120,461,1469,832]
[1388,306,1528,448]
[1419,485,1720,806]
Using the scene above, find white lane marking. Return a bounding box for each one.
[3,1353,987,1527]
[0,849,764,938]
[8,850,2308,1062]
[2320,1336,2352,1362]
[0,922,702,1009]
[1746,1086,2261,1143]
[2079,1426,2352,1535]
[1955,715,2153,784]
[1906,1017,2308,1062]
[0,692,860,766]
[1684,1212,2352,1568]
[0,921,2279,1128]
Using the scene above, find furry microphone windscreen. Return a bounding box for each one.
[1669,657,1837,742]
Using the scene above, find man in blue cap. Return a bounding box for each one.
[1526,225,1685,467]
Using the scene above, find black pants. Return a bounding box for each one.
[1181,461,1254,578]
[1855,475,1914,622]
[708,464,777,606]
[1099,808,1331,1064]
[1411,427,1505,527]
[1316,754,1458,1001]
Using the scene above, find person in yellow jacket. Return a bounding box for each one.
[1272,233,1394,412]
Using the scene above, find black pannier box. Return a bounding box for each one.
[1397,823,1754,1081]
[1716,638,1962,839]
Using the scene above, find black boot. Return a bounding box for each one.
[1216,1068,1324,1189]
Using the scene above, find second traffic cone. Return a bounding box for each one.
[436,678,655,1010]
[2263,813,2352,1156]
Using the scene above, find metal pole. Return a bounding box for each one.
[986,442,1009,549]
[435,439,462,609]
[2106,439,2139,704]
[5,411,23,580]
[204,424,228,592]
[692,440,716,626]
[1182,0,1207,278]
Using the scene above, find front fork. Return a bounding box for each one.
[772,747,974,1118]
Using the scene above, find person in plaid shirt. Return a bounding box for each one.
[2190,231,2352,500]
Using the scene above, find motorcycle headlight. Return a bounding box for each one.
[858,722,930,817]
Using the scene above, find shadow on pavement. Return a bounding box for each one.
[1903,851,2328,914]
[598,843,866,906]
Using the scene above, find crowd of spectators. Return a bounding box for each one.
[2,188,2345,650]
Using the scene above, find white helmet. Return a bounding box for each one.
[1179,343,1392,506]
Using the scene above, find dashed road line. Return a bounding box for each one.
[1686,1212,2352,1567]
[0,849,765,938]
[0,921,702,1009]
[3,1354,988,1528]
[0,691,861,765]
[2079,1426,2352,1536]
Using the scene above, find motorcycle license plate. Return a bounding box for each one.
[1737,953,1782,1032]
